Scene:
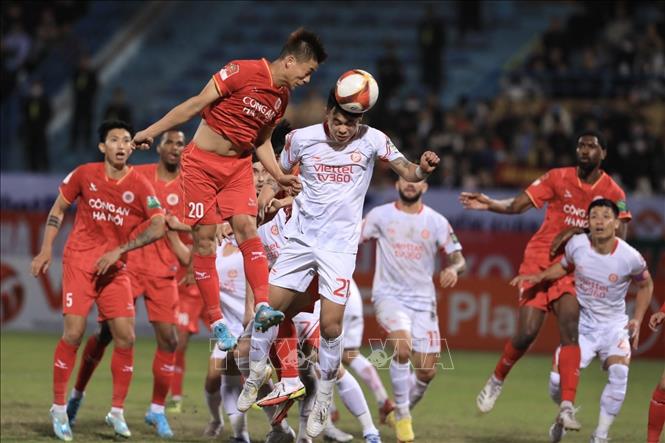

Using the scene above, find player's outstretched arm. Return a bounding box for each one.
[31,194,71,276]
[132,79,220,150]
[165,214,192,232]
[95,215,166,275]
[459,191,534,214]
[627,272,653,350]
[510,263,567,287]
[388,151,440,182]
[166,230,191,266]
[255,127,301,192]
[439,251,466,288]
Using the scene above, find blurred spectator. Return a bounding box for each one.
[375,40,404,104]
[417,4,445,93]
[103,88,133,127]
[285,88,325,128]
[22,80,51,171]
[70,54,98,150]
[456,0,482,45]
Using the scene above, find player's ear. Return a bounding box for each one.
[422,182,429,193]
[98,142,106,155]
[285,55,295,68]
[601,148,607,161]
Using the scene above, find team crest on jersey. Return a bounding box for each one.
[122,191,135,203]
[147,196,162,209]
[271,224,279,235]
[166,193,179,206]
[608,273,618,283]
[421,229,430,239]
[220,62,239,80]
[350,151,362,163]
[228,269,238,279]
[274,98,282,111]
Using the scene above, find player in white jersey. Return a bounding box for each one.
[240,86,440,441]
[511,199,653,443]
[361,177,466,442]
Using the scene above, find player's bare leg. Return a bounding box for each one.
[230,214,284,330]
[238,285,300,412]
[144,321,178,438]
[648,369,665,443]
[477,305,545,413]
[51,314,86,442]
[410,351,438,409]
[306,297,345,438]
[105,316,136,438]
[551,294,582,431]
[192,223,237,350]
[342,348,393,425]
[168,328,191,412]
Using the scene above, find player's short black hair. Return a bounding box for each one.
[326,88,363,120]
[588,198,619,218]
[576,130,606,150]
[159,128,185,144]
[98,120,133,143]
[279,28,327,63]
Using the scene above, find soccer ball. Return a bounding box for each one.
[334,69,379,114]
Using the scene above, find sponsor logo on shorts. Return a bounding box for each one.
[195,271,210,280]
[122,191,135,203]
[248,197,257,208]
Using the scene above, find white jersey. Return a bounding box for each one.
[362,203,462,311]
[561,234,648,332]
[215,237,246,321]
[279,123,404,254]
[257,208,289,268]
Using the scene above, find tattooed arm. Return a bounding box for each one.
[389,151,440,182]
[95,215,166,275]
[31,194,71,276]
[439,250,466,288]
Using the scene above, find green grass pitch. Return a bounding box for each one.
[1,331,659,442]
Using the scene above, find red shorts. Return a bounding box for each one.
[517,258,575,312]
[180,142,257,226]
[62,263,134,319]
[176,283,205,334]
[129,270,178,324]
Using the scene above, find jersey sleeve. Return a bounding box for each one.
[279,130,300,173]
[360,208,381,242]
[436,215,462,254]
[59,167,82,204]
[374,130,405,162]
[212,61,251,97]
[628,248,649,281]
[137,179,165,220]
[610,186,632,221]
[524,170,559,209]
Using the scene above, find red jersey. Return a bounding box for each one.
[59,163,164,273]
[523,167,631,265]
[203,59,289,151]
[126,164,183,277]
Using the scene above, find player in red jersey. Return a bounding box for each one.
[31,121,167,441]
[460,131,631,431]
[63,130,189,438]
[132,29,327,351]
[647,301,665,443]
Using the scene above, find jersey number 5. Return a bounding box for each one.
[333,278,350,299]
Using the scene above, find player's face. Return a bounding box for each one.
[396,177,427,203]
[253,161,267,195]
[588,206,619,241]
[286,56,318,89]
[157,131,185,167]
[576,135,606,172]
[99,128,132,168]
[326,109,362,143]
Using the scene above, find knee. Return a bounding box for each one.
[62,330,84,347]
[114,330,135,349]
[415,368,436,383]
[162,335,178,353]
[204,374,221,393]
[513,330,538,350]
[321,323,343,340]
[394,346,411,364]
[608,364,629,390]
[559,320,578,346]
[232,218,257,242]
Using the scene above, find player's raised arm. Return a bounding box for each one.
[388,151,440,182]
[31,194,71,276]
[459,191,534,214]
[96,215,167,275]
[133,79,220,150]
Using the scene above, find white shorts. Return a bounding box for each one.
[374,297,441,354]
[293,300,320,344]
[269,238,356,305]
[343,280,364,349]
[559,325,632,369]
[211,296,245,360]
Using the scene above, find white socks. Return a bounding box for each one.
[221,374,241,431]
[549,371,561,405]
[390,359,411,418]
[150,403,165,414]
[349,354,388,405]
[336,370,378,436]
[409,377,430,409]
[249,327,278,363]
[596,364,628,438]
[319,335,343,381]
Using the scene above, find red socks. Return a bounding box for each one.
[558,344,581,403]
[192,254,223,325]
[74,334,108,392]
[493,341,527,381]
[111,347,134,408]
[151,349,175,406]
[171,350,186,398]
[238,237,269,306]
[275,320,299,379]
[53,339,79,405]
[648,386,665,443]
